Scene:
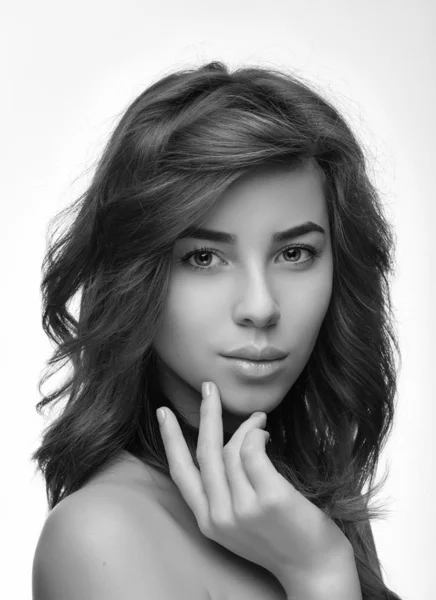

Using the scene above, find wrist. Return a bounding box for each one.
[279,553,362,600]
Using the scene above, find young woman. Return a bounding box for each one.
[31,61,403,599]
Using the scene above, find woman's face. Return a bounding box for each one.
[152,159,333,435]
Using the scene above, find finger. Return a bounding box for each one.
[240,428,285,500]
[196,382,233,522]
[223,412,268,512]
[157,407,210,532]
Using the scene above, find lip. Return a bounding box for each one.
[222,345,288,361]
[222,356,287,379]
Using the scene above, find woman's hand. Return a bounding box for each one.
[156,381,354,589]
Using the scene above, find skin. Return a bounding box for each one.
[152,158,333,436]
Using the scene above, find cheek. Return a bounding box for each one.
[153,281,220,356]
[296,276,332,348]
[305,280,332,322]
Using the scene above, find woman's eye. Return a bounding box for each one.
[182,249,221,270]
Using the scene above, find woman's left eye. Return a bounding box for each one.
[178,244,322,271]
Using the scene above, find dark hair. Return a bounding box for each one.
[32,61,402,599]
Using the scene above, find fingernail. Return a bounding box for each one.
[252,411,266,422]
[157,408,166,425]
[202,382,213,397]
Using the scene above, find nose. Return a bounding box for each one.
[233,269,280,328]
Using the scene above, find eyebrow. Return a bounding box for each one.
[177,221,326,244]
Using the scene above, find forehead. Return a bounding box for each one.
[205,160,328,235]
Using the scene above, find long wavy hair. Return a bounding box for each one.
[32,61,402,599]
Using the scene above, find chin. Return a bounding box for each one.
[219,384,287,413]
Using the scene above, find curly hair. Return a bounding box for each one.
[32,60,402,599]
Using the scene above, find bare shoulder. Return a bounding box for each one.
[32,463,209,600]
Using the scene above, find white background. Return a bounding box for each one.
[1,1,434,598]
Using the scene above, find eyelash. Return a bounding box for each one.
[178,244,323,271]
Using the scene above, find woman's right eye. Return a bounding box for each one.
[178,247,224,271]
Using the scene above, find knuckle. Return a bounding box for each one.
[198,517,213,538]
[222,443,236,460]
[209,510,233,532]
[168,464,181,484]
[233,501,258,523]
[240,444,255,458]
[195,443,207,463]
[245,428,263,441]
[258,492,287,512]
[240,428,263,455]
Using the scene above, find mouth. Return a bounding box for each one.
[221,356,287,379]
[222,345,288,362]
